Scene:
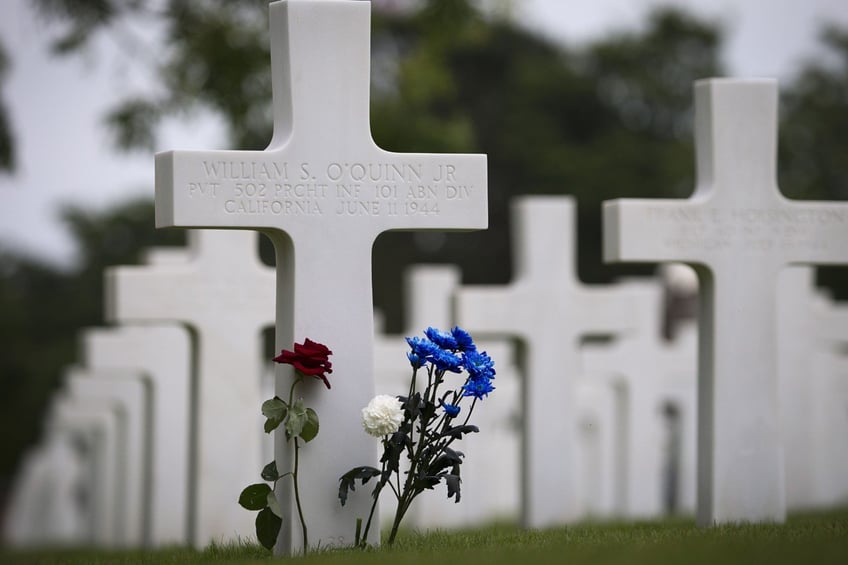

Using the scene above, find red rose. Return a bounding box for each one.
[273,338,333,389]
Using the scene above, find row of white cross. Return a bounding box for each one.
[3,0,848,556]
[6,212,847,549]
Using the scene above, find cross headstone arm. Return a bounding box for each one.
[603,199,712,266]
[155,149,277,230]
[156,148,488,236]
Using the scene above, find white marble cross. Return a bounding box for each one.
[573,379,618,518]
[83,325,192,547]
[2,416,90,547]
[778,267,848,509]
[65,369,148,547]
[455,196,642,528]
[809,339,848,506]
[581,279,697,519]
[48,398,121,547]
[603,79,848,525]
[154,0,487,553]
[105,229,275,547]
[778,267,822,510]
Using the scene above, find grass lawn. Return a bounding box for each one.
[3,507,847,564]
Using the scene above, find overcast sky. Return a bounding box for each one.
[1,0,846,268]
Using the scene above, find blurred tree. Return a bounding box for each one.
[34,0,727,328]
[780,26,848,298]
[367,3,725,321]
[780,26,848,200]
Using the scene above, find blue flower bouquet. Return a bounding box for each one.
[339,326,496,546]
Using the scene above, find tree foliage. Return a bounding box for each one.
[29,0,725,307]
[779,26,848,296]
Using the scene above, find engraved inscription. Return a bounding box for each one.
[186,160,476,219]
[646,206,846,252]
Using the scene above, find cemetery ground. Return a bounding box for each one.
[3,507,847,565]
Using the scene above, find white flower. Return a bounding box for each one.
[361,395,404,437]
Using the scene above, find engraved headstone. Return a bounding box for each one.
[809,338,848,506]
[581,279,697,518]
[105,229,275,546]
[47,399,122,547]
[603,79,848,524]
[65,370,148,547]
[455,196,643,528]
[779,267,848,509]
[2,421,88,547]
[574,379,618,518]
[154,0,487,553]
[83,325,192,546]
[778,267,822,510]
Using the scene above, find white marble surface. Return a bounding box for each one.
[604,79,848,525]
[66,370,148,548]
[83,325,192,546]
[153,0,488,554]
[456,196,647,528]
[105,229,275,547]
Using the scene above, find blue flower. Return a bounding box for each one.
[442,402,461,418]
[424,327,458,351]
[451,327,476,352]
[462,349,496,381]
[430,348,463,373]
[406,336,440,368]
[405,336,439,369]
[462,377,495,400]
[407,351,424,369]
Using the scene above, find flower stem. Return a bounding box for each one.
[287,375,308,552]
[292,437,309,552]
[359,439,391,548]
[288,375,302,406]
[359,481,381,547]
[388,494,412,545]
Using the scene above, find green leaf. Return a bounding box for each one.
[300,408,319,442]
[382,431,408,474]
[266,490,282,518]
[262,397,288,434]
[444,472,462,502]
[338,466,381,506]
[261,461,279,482]
[428,447,465,476]
[238,483,271,511]
[438,424,479,440]
[285,398,308,439]
[255,507,282,550]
